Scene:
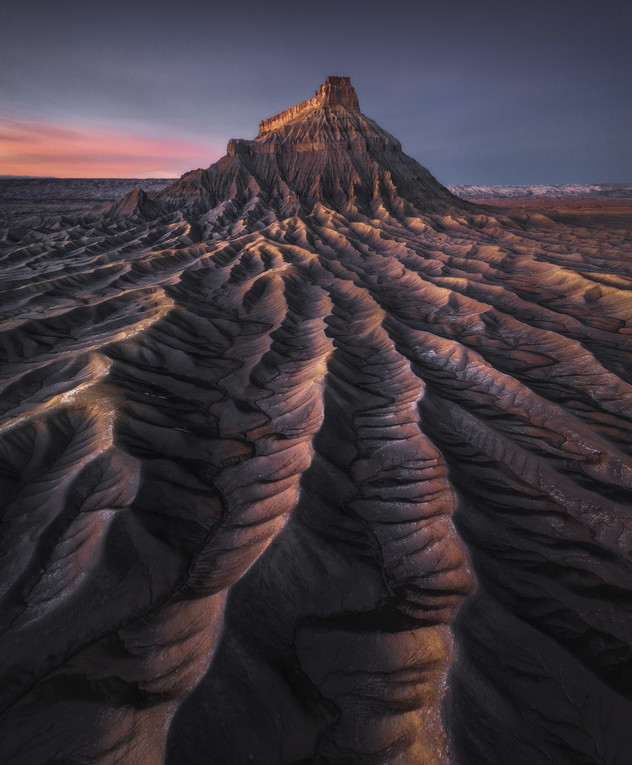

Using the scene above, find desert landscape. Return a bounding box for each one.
[1,75,631,764]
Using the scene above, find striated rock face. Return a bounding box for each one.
[1,78,632,765]
[258,75,360,135]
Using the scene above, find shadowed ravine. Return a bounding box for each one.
[1,77,631,764]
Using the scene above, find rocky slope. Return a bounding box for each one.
[1,77,631,765]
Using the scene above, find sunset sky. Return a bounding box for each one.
[1,0,630,183]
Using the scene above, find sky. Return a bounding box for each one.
[1,0,630,184]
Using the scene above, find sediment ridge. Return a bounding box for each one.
[0,78,631,765]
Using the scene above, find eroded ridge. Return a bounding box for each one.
[1,79,632,765]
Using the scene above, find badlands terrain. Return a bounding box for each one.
[1,77,631,764]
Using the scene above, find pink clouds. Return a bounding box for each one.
[0,120,220,178]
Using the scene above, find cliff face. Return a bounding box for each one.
[258,75,360,135]
[1,78,632,765]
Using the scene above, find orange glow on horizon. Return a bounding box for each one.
[0,120,220,178]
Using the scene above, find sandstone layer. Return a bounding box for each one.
[0,78,631,765]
